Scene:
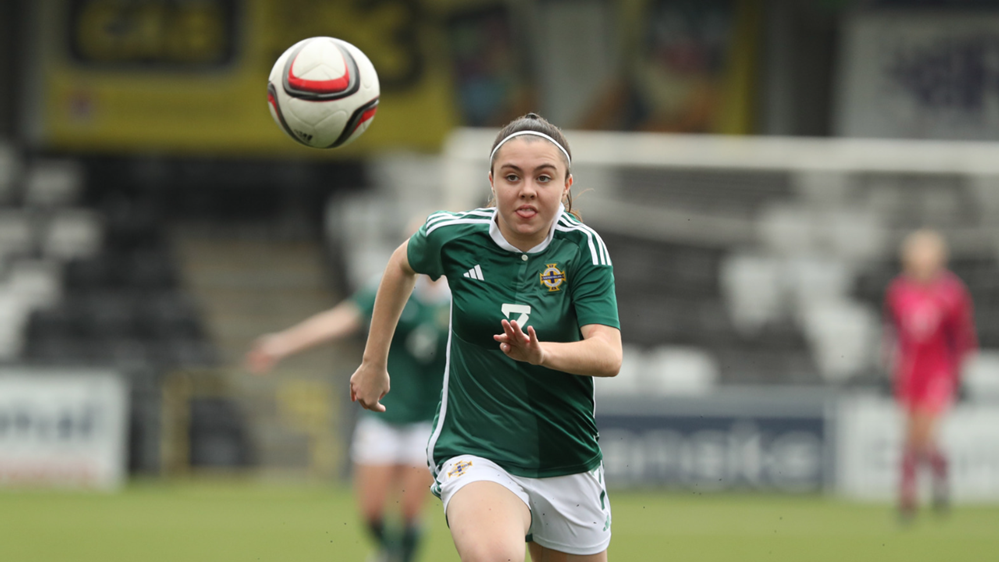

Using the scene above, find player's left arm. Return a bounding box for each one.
[495,321,622,377]
[953,282,978,364]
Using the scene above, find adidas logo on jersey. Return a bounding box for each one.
[463,264,485,281]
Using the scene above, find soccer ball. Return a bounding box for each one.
[267,37,380,149]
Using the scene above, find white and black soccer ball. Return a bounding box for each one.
[267,37,380,149]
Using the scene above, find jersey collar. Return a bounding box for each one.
[488,203,563,254]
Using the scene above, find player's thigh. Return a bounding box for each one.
[398,464,434,521]
[447,480,531,562]
[354,463,396,519]
[528,542,607,562]
[395,421,434,520]
[351,417,405,518]
[908,407,942,444]
[351,416,410,466]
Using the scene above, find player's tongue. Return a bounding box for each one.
[515,206,537,219]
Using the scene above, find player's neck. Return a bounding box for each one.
[495,218,549,253]
[905,269,944,286]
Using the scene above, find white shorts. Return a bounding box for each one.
[349,416,432,468]
[432,455,612,556]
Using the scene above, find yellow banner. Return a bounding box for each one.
[581,0,757,134]
[34,0,458,155]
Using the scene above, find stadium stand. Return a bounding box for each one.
[440,131,998,390]
[22,193,216,371]
[0,151,226,472]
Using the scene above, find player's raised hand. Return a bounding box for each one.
[350,362,390,412]
[245,334,284,375]
[494,320,545,365]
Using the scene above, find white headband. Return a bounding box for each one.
[489,130,571,167]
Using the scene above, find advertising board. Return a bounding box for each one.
[0,369,128,490]
[597,389,834,492]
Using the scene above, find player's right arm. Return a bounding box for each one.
[246,300,363,374]
[350,240,418,412]
[951,280,978,378]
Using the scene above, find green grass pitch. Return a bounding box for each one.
[1,481,995,561]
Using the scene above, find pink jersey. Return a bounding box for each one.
[884,271,977,407]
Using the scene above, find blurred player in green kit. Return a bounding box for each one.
[247,262,450,562]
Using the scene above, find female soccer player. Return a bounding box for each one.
[351,113,622,562]
[246,274,450,562]
[884,229,977,520]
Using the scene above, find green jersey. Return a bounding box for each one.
[407,206,620,478]
[353,279,450,425]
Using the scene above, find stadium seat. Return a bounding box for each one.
[141,293,204,339]
[820,209,887,262]
[64,255,119,290]
[327,194,403,289]
[104,213,163,252]
[617,167,793,218]
[713,338,818,384]
[782,350,823,385]
[41,210,104,260]
[715,348,787,385]
[962,351,999,404]
[605,235,723,298]
[367,152,446,213]
[23,160,83,207]
[754,320,811,351]
[720,253,783,334]
[594,344,645,398]
[690,300,735,345]
[756,204,816,256]
[0,210,35,256]
[852,262,895,306]
[921,185,966,225]
[671,251,722,296]
[952,258,998,292]
[854,179,905,219]
[643,346,719,395]
[793,170,851,207]
[86,297,137,339]
[7,258,62,308]
[855,176,977,230]
[800,300,880,383]
[916,185,972,229]
[784,257,853,320]
[125,251,178,290]
[25,307,80,341]
[23,336,94,364]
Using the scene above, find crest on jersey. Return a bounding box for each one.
[448,460,473,478]
[539,264,566,292]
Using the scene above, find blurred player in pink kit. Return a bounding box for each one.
[883,230,977,520]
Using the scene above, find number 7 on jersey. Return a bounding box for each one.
[501,304,531,327]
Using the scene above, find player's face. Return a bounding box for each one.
[489,138,572,249]
[904,241,946,282]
